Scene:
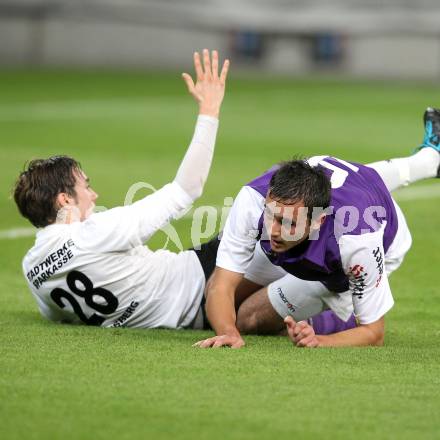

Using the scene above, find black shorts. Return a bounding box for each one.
[190,235,221,329]
[191,235,221,282]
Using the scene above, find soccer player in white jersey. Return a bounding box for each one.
[13,50,362,336]
[195,108,440,348]
[14,50,230,329]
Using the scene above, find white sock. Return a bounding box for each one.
[367,148,439,192]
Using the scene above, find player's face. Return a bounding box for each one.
[264,196,311,253]
[72,170,98,221]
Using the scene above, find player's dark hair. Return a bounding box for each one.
[269,159,331,220]
[13,156,82,228]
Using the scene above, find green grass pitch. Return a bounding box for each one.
[0,70,439,440]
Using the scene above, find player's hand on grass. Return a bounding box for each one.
[285,316,319,348]
[182,49,230,119]
[193,334,245,349]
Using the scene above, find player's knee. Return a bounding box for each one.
[236,308,259,334]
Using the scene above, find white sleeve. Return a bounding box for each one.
[216,186,265,273]
[72,114,218,252]
[339,227,394,325]
[73,181,192,252]
[175,115,219,200]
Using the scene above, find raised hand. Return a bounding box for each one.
[182,49,230,119]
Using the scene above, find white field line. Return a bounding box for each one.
[1,183,438,241]
[392,184,440,201]
[0,227,36,239]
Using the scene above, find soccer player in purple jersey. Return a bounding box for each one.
[195,108,440,348]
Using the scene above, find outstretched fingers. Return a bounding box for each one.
[194,51,204,81]
[184,49,229,117]
[182,73,195,93]
[182,72,202,101]
[202,48,212,80]
[220,59,230,85]
[211,50,219,79]
[192,49,229,85]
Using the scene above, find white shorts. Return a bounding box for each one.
[244,198,412,322]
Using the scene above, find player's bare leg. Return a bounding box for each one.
[234,278,262,311]
[236,287,285,335]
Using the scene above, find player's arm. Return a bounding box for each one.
[285,232,392,348]
[194,267,245,348]
[284,316,384,348]
[194,187,264,348]
[176,49,229,200]
[317,317,384,346]
[77,50,229,252]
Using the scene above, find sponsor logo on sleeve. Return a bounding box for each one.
[276,287,296,313]
[348,264,367,299]
[372,247,384,287]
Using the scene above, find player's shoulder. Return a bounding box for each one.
[25,224,69,253]
[337,226,386,273]
[222,186,266,234]
[73,207,126,236]
[233,185,266,215]
[22,224,72,271]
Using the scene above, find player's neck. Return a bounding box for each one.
[55,206,81,224]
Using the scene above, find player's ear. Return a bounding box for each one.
[56,192,73,208]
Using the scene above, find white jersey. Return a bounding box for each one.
[22,182,205,329]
